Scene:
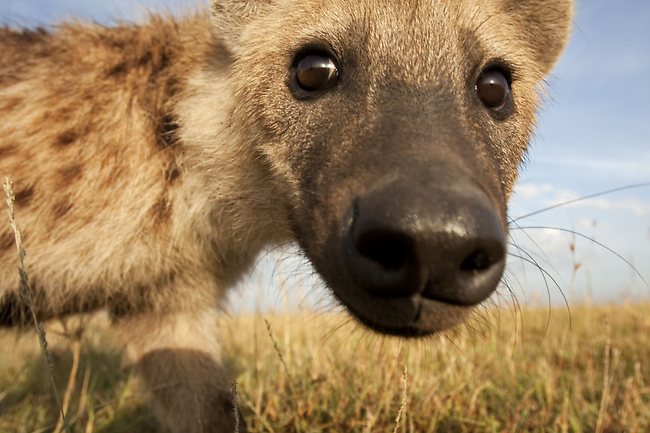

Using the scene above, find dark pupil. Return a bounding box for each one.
[477,70,509,109]
[295,55,337,91]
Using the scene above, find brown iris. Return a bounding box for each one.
[476,69,510,111]
[295,54,339,92]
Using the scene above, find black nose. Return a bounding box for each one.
[344,181,506,306]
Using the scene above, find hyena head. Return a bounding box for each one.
[211,0,573,336]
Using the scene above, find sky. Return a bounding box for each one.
[2,0,649,310]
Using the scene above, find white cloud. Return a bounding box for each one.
[534,156,650,177]
[515,183,577,202]
[577,196,650,217]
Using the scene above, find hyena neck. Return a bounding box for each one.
[170,16,293,279]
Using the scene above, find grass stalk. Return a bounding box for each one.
[393,366,408,433]
[232,380,241,433]
[3,176,70,433]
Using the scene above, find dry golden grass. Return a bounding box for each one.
[1,303,649,433]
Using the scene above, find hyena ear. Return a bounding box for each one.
[505,0,574,74]
[211,0,273,53]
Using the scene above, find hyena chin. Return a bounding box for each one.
[1,0,573,431]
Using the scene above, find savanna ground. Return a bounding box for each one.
[0,302,649,433]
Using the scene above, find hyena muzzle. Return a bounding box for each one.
[0,0,573,431]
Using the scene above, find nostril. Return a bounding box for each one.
[460,249,494,272]
[346,219,423,298]
[355,229,414,271]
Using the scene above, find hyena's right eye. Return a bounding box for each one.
[293,53,339,93]
[475,67,511,112]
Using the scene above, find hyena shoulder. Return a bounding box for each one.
[0,14,265,320]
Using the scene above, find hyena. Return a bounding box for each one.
[0,0,573,431]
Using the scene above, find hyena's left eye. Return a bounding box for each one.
[294,53,339,92]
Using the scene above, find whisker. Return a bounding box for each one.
[508,217,558,276]
[512,226,648,287]
[508,250,552,336]
[508,251,572,335]
[499,275,524,342]
[502,268,529,306]
[511,244,572,318]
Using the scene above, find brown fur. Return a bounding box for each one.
[0,1,573,431]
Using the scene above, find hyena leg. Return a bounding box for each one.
[112,309,244,433]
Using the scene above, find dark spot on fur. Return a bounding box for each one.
[148,48,171,81]
[14,186,34,208]
[156,113,180,148]
[0,282,104,327]
[0,292,28,327]
[157,50,171,75]
[0,231,15,251]
[56,130,78,147]
[14,27,48,44]
[53,199,73,218]
[102,34,128,51]
[165,161,181,184]
[2,97,21,112]
[151,194,172,224]
[108,292,134,318]
[108,61,129,77]
[165,77,180,98]
[0,144,17,159]
[107,45,171,80]
[138,50,153,67]
[109,272,176,317]
[59,164,82,184]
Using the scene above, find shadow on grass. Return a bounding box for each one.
[0,342,159,433]
[95,405,159,433]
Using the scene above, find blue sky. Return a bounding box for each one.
[2,0,649,309]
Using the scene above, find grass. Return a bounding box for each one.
[1,303,649,433]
